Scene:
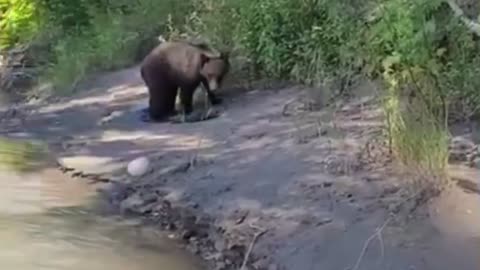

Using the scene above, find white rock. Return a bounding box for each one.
[127,156,150,176]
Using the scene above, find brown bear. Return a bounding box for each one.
[139,41,230,122]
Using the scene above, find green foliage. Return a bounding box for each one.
[365,0,480,172]
[1,0,193,92]
[173,0,367,89]
[37,0,96,31]
[0,0,39,49]
[181,0,479,173]
[38,0,193,93]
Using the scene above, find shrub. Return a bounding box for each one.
[0,0,39,49]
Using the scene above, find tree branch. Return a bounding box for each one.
[445,0,480,37]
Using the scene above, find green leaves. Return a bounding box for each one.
[0,0,39,49]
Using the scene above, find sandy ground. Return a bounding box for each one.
[1,65,480,270]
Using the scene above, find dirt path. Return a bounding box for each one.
[2,65,480,270]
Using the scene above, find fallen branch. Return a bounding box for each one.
[349,187,432,270]
[189,136,203,169]
[239,223,268,270]
[351,216,392,270]
[446,0,480,37]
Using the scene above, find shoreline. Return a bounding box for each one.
[97,179,255,270]
[53,155,262,270]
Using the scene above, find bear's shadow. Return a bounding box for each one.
[136,106,222,124]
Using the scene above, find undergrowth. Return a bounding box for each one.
[1,0,480,179]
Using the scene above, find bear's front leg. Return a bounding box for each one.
[168,86,221,123]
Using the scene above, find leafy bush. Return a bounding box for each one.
[1,0,193,93]
[365,0,480,171]
[0,0,39,49]
[178,0,480,173]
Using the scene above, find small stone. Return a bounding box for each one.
[190,203,199,209]
[322,181,333,188]
[182,229,196,240]
[319,127,328,136]
[301,214,321,225]
[205,252,222,261]
[141,193,158,204]
[317,217,333,226]
[138,203,155,214]
[127,156,150,176]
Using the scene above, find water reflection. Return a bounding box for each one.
[0,168,203,270]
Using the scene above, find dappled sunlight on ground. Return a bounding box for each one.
[2,65,479,270]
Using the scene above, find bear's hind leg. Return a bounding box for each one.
[145,84,177,122]
[179,85,196,116]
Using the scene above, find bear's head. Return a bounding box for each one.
[200,51,230,91]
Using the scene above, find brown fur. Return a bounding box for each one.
[140,41,230,122]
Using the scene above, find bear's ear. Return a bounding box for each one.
[200,53,211,66]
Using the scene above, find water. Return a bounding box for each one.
[0,167,203,270]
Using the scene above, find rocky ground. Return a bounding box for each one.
[1,65,480,270]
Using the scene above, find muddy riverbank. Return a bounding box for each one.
[2,65,480,270]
